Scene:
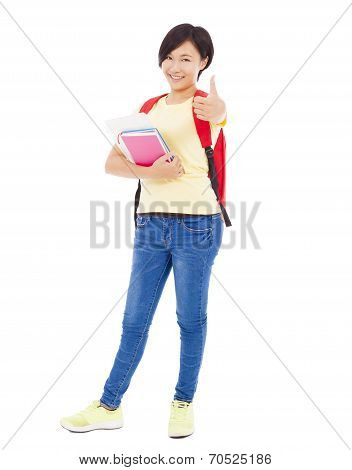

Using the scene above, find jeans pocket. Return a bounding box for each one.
[136,215,150,228]
[181,216,213,233]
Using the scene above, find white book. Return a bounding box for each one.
[105,112,154,142]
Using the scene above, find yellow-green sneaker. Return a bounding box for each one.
[168,400,194,438]
[60,400,123,433]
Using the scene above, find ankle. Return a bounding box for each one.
[100,401,118,411]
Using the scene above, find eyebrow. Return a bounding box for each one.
[169,53,193,57]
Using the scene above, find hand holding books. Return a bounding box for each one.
[105,112,184,179]
[150,153,185,179]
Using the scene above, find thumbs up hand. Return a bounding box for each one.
[192,75,227,124]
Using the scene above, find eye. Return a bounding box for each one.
[166,56,190,62]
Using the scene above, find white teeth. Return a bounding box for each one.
[170,75,184,80]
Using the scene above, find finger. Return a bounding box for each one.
[192,104,207,116]
[209,74,218,96]
[193,101,211,116]
[195,114,209,121]
[195,111,209,120]
[193,104,207,116]
[193,99,206,108]
[193,96,207,105]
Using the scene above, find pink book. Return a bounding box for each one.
[117,129,171,167]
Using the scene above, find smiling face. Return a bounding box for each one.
[162,40,208,92]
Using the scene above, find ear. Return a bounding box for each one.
[200,56,208,71]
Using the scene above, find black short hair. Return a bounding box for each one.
[158,23,214,81]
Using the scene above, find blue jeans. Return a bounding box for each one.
[100,213,224,409]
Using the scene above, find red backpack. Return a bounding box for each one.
[134,89,232,227]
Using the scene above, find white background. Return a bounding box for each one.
[1,0,351,468]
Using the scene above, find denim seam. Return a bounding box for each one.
[195,235,212,400]
[110,253,172,408]
[175,230,213,403]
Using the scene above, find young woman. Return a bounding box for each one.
[60,23,227,438]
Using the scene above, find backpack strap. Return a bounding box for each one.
[192,89,231,227]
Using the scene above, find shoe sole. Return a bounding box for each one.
[168,430,194,438]
[60,420,123,433]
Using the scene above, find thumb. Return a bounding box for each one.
[209,75,218,96]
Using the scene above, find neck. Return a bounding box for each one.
[167,85,197,103]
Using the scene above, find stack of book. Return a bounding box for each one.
[105,113,173,166]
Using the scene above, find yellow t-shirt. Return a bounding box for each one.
[132,95,227,216]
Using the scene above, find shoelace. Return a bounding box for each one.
[170,401,191,422]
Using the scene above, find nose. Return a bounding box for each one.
[168,61,183,74]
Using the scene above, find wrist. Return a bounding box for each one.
[213,111,227,126]
[142,165,158,178]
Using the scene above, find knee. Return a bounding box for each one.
[177,315,207,333]
[122,318,150,337]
